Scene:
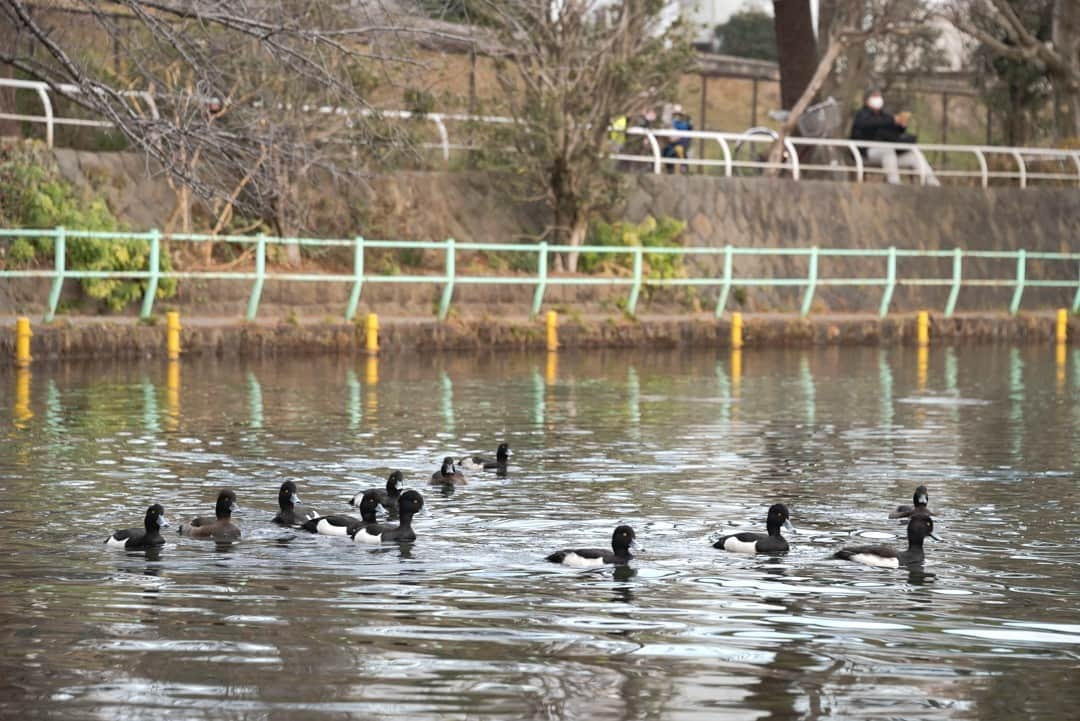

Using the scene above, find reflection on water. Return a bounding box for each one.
[0,345,1078,721]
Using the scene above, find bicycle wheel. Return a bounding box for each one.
[731,128,778,177]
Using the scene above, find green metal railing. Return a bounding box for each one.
[2,227,1078,322]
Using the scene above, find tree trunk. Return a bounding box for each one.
[773,0,819,110]
[565,213,588,274]
[1051,0,1080,139]
[767,36,847,171]
[0,37,20,137]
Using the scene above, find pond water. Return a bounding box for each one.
[0,345,1078,720]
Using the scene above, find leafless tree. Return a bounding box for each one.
[945,0,1080,140]
[767,0,930,169]
[0,0,471,261]
[478,0,692,272]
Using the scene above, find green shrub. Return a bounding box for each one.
[0,139,175,311]
[581,215,687,284]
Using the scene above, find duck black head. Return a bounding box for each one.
[913,485,929,507]
[612,525,636,554]
[145,503,169,531]
[387,470,404,496]
[440,457,456,476]
[496,443,510,462]
[766,503,794,536]
[907,514,941,546]
[216,489,239,519]
[278,481,300,510]
[398,490,424,517]
[358,490,381,522]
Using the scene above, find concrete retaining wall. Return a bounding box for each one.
[0,313,1074,365]
[1,155,1076,321]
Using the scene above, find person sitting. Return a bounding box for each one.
[661,105,693,174]
[850,90,939,186]
[609,114,628,154]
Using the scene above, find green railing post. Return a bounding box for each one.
[438,237,455,321]
[1073,261,1080,314]
[246,233,266,322]
[1009,248,1026,316]
[878,246,896,318]
[345,236,364,321]
[531,241,548,319]
[715,244,733,318]
[45,226,66,322]
[800,246,818,317]
[626,246,643,315]
[140,228,161,320]
[944,247,963,317]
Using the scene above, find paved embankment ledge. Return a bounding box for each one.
[0,312,1074,363]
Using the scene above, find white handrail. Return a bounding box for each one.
[3,77,1078,188]
[716,136,732,177]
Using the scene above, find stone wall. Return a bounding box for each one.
[3,154,1076,319]
[617,175,1079,313]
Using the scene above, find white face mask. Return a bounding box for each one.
[867,96,884,111]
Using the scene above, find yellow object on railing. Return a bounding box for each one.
[917,311,930,347]
[731,312,743,350]
[166,311,181,360]
[1057,308,1068,344]
[366,313,379,355]
[15,317,32,367]
[546,311,558,352]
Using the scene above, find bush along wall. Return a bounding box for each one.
[0,139,175,311]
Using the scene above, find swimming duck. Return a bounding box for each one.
[546,525,636,568]
[350,470,403,513]
[105,504,169,550]
[834,514,941,568]
[301,491,379,536]
[272,481,318,527]
[430,457,467,486]
[350,490,424,544]
[179,489,241,541]
[889,485,932,519]
[713,503,794,554]
[459,443,510,471]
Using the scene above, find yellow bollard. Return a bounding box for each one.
[15,317,32,367]
[166,311,181,360]
[917,310,930,347]
[731,312,743,350]
[14,367,32,427]
[366,313,379,355]
[1057,308,1068,344]
[546,311,558,352]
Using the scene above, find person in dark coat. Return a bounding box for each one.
[850,90,939,186]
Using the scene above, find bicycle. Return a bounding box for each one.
[731,96,847,178]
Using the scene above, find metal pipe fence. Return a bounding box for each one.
[4,79,1079,188]
[2,228,1078,322]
